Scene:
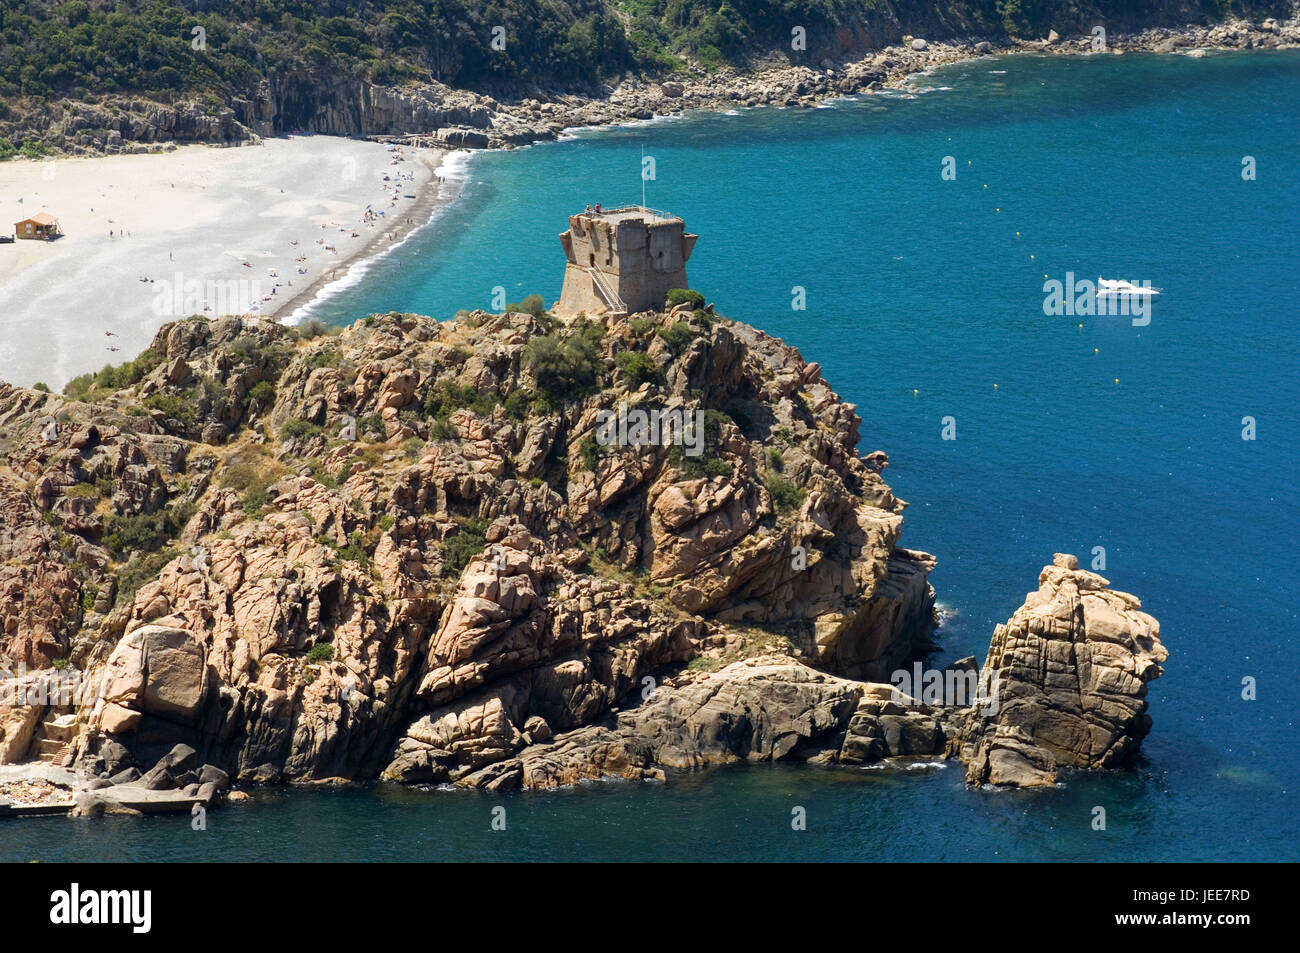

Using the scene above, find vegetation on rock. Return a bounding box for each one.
[0,302,942,786]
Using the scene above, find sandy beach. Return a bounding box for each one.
[0,137,447,389]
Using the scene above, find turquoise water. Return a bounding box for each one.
[8,51,1297,862]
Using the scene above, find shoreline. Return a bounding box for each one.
[385,17,1299,149]
[281,149,471,325]
[0,137,444,389]
[1,18,1293,389]
[283,21,1299,327]
[274,20,1299,323]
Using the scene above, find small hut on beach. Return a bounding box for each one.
[14,212,60,240]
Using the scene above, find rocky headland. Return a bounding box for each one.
[0,299,1167,814]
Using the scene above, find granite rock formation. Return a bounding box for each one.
[0,305,938,785]
[0,302,1167,792]
[479,553,1167,791]
[958,554,1168,787]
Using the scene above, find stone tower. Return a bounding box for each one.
[556,206,698,317]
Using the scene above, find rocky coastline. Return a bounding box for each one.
[0,297,1167,817]
[4,17,1296,158]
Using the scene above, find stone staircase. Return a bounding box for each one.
[36,713,78,765]
[585,267,627,316]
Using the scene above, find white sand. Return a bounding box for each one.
[0,137,443,389]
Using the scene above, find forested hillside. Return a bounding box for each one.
[0,0,1277,104]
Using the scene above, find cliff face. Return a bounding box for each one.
[0,306,938,786]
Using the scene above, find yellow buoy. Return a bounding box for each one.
[913,389,918,396]
[1078,323,1083,328]
[993,384,998,389]
[1094,348,1099,353]
[1114,378,1119,383]
[996,207,1000,212]
[1030,254,1035,259]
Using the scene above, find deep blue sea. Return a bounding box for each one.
[5,51,1296,862]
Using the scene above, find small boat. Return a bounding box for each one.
[1097,278,1160,296]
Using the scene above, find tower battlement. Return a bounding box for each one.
[556,206,698,317]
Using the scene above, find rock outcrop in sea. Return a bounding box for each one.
[958,554,1168,787]
[0,304,1166,805]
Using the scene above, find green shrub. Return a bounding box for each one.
[336,530,369,566]
[423,379,497,419]
[305,642,334,663]
[307,462,338,489]
[502,390,533,421]
[668,408,736,479]
[102,500,196,556]
[615,350,661,387]
[430,418,458,440]
[247,380,276,405]
[65,482,101,499]
[524,321,603,401]
[32,381,50,392]
[116,547,180,606]
[580,435,602,472]
[666,288,705,309]
[505,293,547,317]
[63,349,162,400]
[102,511,166,555]
[442,518,488,577]
[764,473,806,513]
[296,317,330,339]
[143,392,196,424]
[302,346,344,371]
[80,582,100,612]
[656,322,695,352]
[220,462,258,491]
[281,418,322,441]
[221,462,277,517]
[767,448,784,472]
[628,316,655,336]
[243,483,273,516]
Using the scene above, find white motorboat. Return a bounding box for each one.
[1097,277,1160,296]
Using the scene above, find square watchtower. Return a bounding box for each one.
[556,206,698,317]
